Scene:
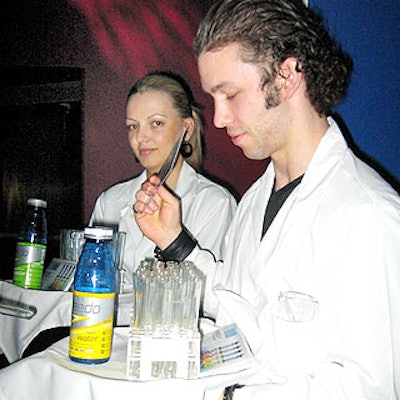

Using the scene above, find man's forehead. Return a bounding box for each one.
[198,49,264,95]
[198,45,243,91]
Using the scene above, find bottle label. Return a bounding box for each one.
[13,242,46,289]
[69,291,115,362]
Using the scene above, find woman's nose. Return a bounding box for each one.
[135,126,149,142]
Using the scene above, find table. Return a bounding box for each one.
[0,280,72,363]
[0,327,247,400]
[0,280,135,363]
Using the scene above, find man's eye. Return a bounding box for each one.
[226,93,237,100]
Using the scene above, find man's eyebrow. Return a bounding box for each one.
[209,82,230,94]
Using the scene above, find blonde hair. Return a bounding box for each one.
[127,72,205,171]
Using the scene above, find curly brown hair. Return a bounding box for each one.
[194,0,353,115]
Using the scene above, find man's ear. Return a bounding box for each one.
[276,57,303,100]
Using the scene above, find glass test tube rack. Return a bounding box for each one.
[126,260,204,381]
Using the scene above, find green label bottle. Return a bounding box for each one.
[13,198,47,289]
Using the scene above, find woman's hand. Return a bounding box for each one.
[133,174,182,250]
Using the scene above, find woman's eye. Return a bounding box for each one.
[226,93,237,100]
[126,124,137,132]
[152,120,164,128]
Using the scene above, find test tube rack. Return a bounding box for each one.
[125,259,203,380]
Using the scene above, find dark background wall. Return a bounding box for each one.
[1,0,398,230]
[0,0,268,234]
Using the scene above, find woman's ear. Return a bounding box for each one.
[183,118,195,140]
[276,57,303,100]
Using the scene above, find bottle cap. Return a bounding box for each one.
[27,198,47,208]
[84,226,113,240]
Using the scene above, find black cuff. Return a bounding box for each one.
[223,384,244,400]
[154,226,197,262]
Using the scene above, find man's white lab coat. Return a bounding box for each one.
[191,118,400,399]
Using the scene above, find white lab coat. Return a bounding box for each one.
[191,118,400,399]
[90,161,237,285]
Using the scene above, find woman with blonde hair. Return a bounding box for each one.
[91,71,236,287]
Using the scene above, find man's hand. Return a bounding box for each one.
[133,174,182,250]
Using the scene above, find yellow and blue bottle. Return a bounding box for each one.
[69,226,115,364]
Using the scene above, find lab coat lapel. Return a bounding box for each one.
[118,171,149,270]
[222,164,274,304]
[119,170,146,237]
[246,163,276,252]
[250,118,349,292]
[173,161,195,200]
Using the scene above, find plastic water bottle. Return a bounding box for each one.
[13,198,48,289]
[69,226,116,364]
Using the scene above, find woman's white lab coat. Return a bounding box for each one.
[91,161,237,285]
[192,118,400,399]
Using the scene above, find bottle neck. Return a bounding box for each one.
[86,238,111,244]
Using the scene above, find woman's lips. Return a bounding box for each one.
[139,148,155,157]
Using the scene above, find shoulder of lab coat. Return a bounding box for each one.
[176,162,237,260]
[89,170,146,226]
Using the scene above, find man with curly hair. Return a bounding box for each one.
[134,1,400,398]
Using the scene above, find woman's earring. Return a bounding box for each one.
[180,140,193,158]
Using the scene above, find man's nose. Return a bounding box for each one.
[213,100,233,129]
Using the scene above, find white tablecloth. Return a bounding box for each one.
[0,328,212,400]
[0,281,72,363]
[0,326,258,400]
[0,281,134,363]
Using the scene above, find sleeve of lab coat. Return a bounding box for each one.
[186,192,236,261]
[183,188,237,319]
